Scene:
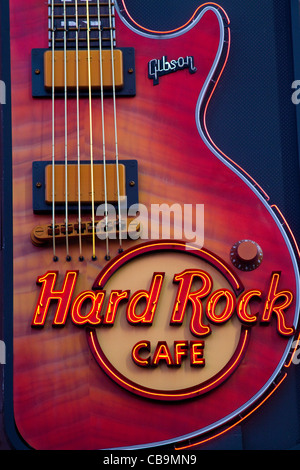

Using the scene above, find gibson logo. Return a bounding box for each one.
[148,55,197,85]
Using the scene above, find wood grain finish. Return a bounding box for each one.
[9,0,299,449]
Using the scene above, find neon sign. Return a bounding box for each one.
[32,268,294,337]
[31,241,295,402]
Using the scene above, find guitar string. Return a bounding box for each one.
[51,0,115,260]
[75,0,83,261]
[108,0,123,252]
[63,0,70,260]
[51,0,57,261]
[86,0,97,260]
[97,0,110,260]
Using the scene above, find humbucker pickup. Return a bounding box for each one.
[44,49,124,91]
[32,47,136,97]
[32,160,138,213]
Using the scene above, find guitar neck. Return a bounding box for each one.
[48,0,116,49]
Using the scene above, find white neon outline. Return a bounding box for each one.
[103,3,300,451]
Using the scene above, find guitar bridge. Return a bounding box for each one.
[31,217,141,247]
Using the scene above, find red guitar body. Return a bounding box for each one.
[7,0,300,449]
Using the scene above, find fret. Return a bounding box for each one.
[48,14,112,19]
[32,0,136,97]
[48,0,116,49]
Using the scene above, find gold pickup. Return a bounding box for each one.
[44,49,124,90]
[32,159,138,213]
[45,163,126,205]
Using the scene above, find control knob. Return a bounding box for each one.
[230,240,263,271]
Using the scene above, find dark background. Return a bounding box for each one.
[1,0,300,451]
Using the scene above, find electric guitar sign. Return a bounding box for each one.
[4,0,300,450]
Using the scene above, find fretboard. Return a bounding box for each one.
[48,0,116,49]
